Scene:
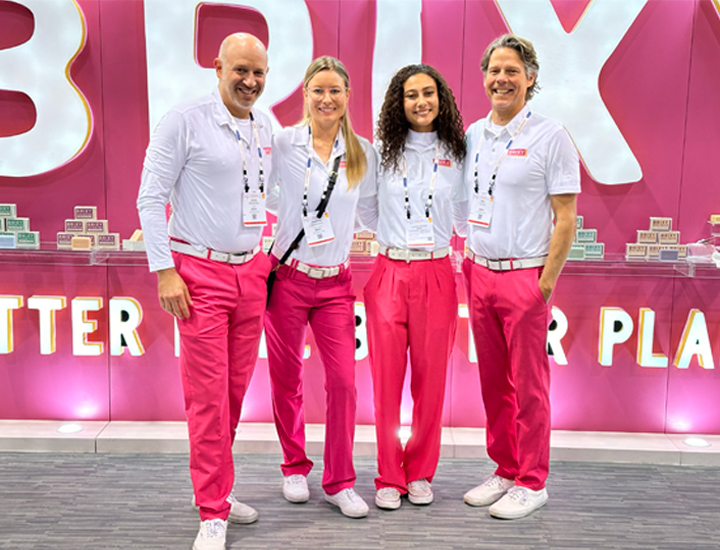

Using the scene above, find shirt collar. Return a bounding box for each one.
[291,123,347,159]
[211,87,265,133]
[483,104,530,137]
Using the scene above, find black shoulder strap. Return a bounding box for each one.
[275,154,343,266]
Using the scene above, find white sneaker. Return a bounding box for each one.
[375,487,401,510]
[489,486,549,519]
[407,478,433,505]
[324,488,369,518]
[191,492,258,524]
[227,492,258,524]
[463,474,515,507]
[192,518,227,550]
[283,474,310,503]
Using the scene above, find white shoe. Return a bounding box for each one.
[463,474,515,507]
[489,486,549,519]
[191,492,258,524]
[375,487,401,510]
[227,492,258,524]
[324,488,369,518]
[283,474,310,503]
[407,478,433,505]
[192,518,226,550]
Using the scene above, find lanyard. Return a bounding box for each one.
[303,125,341,217]
[228,111,266,194]
[473,111,531,196]
[401,140,441,220]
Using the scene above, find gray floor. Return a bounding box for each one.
[1,453,719,550]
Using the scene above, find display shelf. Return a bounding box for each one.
[2,246,718,278]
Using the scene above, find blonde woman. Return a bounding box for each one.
[265,57,376,518]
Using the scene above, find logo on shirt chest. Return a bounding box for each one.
[437,158,452,167]
[339,160,347,169]
[507,148,528,157]
[263,146,272,155]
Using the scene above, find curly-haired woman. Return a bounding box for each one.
[363,64,466,510]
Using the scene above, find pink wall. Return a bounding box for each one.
[1,0,719,433]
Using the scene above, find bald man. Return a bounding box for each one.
[138,33,273,550]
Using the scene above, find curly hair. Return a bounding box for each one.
[376,64,466,173]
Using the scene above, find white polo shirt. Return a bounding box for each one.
[268,124,376,267]
[462,105,580,260]
[138,87,273,272]
[370,130,465,251]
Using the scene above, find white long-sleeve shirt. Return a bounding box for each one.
[137,87,273,272]
[267,124,376,267]
[369,130,464,251]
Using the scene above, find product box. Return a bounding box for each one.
[576,229,597,243]
[15,231,40,249]
[261,236,274,254]
[658,231,680,245]
[74,206,97,220]
[637,231,657,244]
[584,243,605,258]
[626,243,647,258]
[671,244,687,258]
[5,217,30,232]
[57,232,74,248]
[568,245,586,261]
[646,245,662,258]
[85,220,108,233]
[0,204,17,218]
[355,231,376,241]
[0,218,4,231]
[710,214,720,223]
[96,233,120,249]
[350,240,365,254]
[649,217,672,232]
[576,215,583,230]
[122,239,146,252]
[65,219,85,233]
[0,232,16,249]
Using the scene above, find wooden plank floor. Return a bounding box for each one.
[1,452,719,549]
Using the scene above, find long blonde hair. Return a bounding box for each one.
[302,56,367,189]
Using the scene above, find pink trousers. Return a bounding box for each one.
[364,254,457,492]
[264,262,357,495]
[174,251,270,521]
[462,258,551,491]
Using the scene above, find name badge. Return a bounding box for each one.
[406,217,435,248]
[468,193,493,228]
[302,211,335,247]
[243,190,267,226]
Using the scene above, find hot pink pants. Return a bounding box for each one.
[174,251,270,521]
[264,262,357,495]
[462,258,551,491]
[364,254,458,492]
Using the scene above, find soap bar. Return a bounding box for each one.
[71,236,92,250]
[6,217,30,232]
[637,231,657,244]
[658,231,679,245]
[0,204,17,218]
[576,229,597,243]
[15,231,40,249]
[568,245,586,260]
[626,243,647,257]
[649,217,672,232]
[85,220,108,233]
[65,219,85,233]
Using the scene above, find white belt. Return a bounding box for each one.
[170,240,260,265]
[379,245,452,262]
[289,258,350,279]
[466,249,547,271]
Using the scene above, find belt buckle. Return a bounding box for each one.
[211,250,230,263]
[307,267,325,279]
[488,259,501,270]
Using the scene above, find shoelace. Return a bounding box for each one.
[203,519,226,538]
[409,479,431,493]
[505,486,528,504]
[483,474,507,489]
[286,474,306,486]
[342,488,360,502]
[378,488,398,499]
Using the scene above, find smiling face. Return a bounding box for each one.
[214,35,268,119]
[403,72,439,133]
[303,69,349,130]
[484,47,535,125]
